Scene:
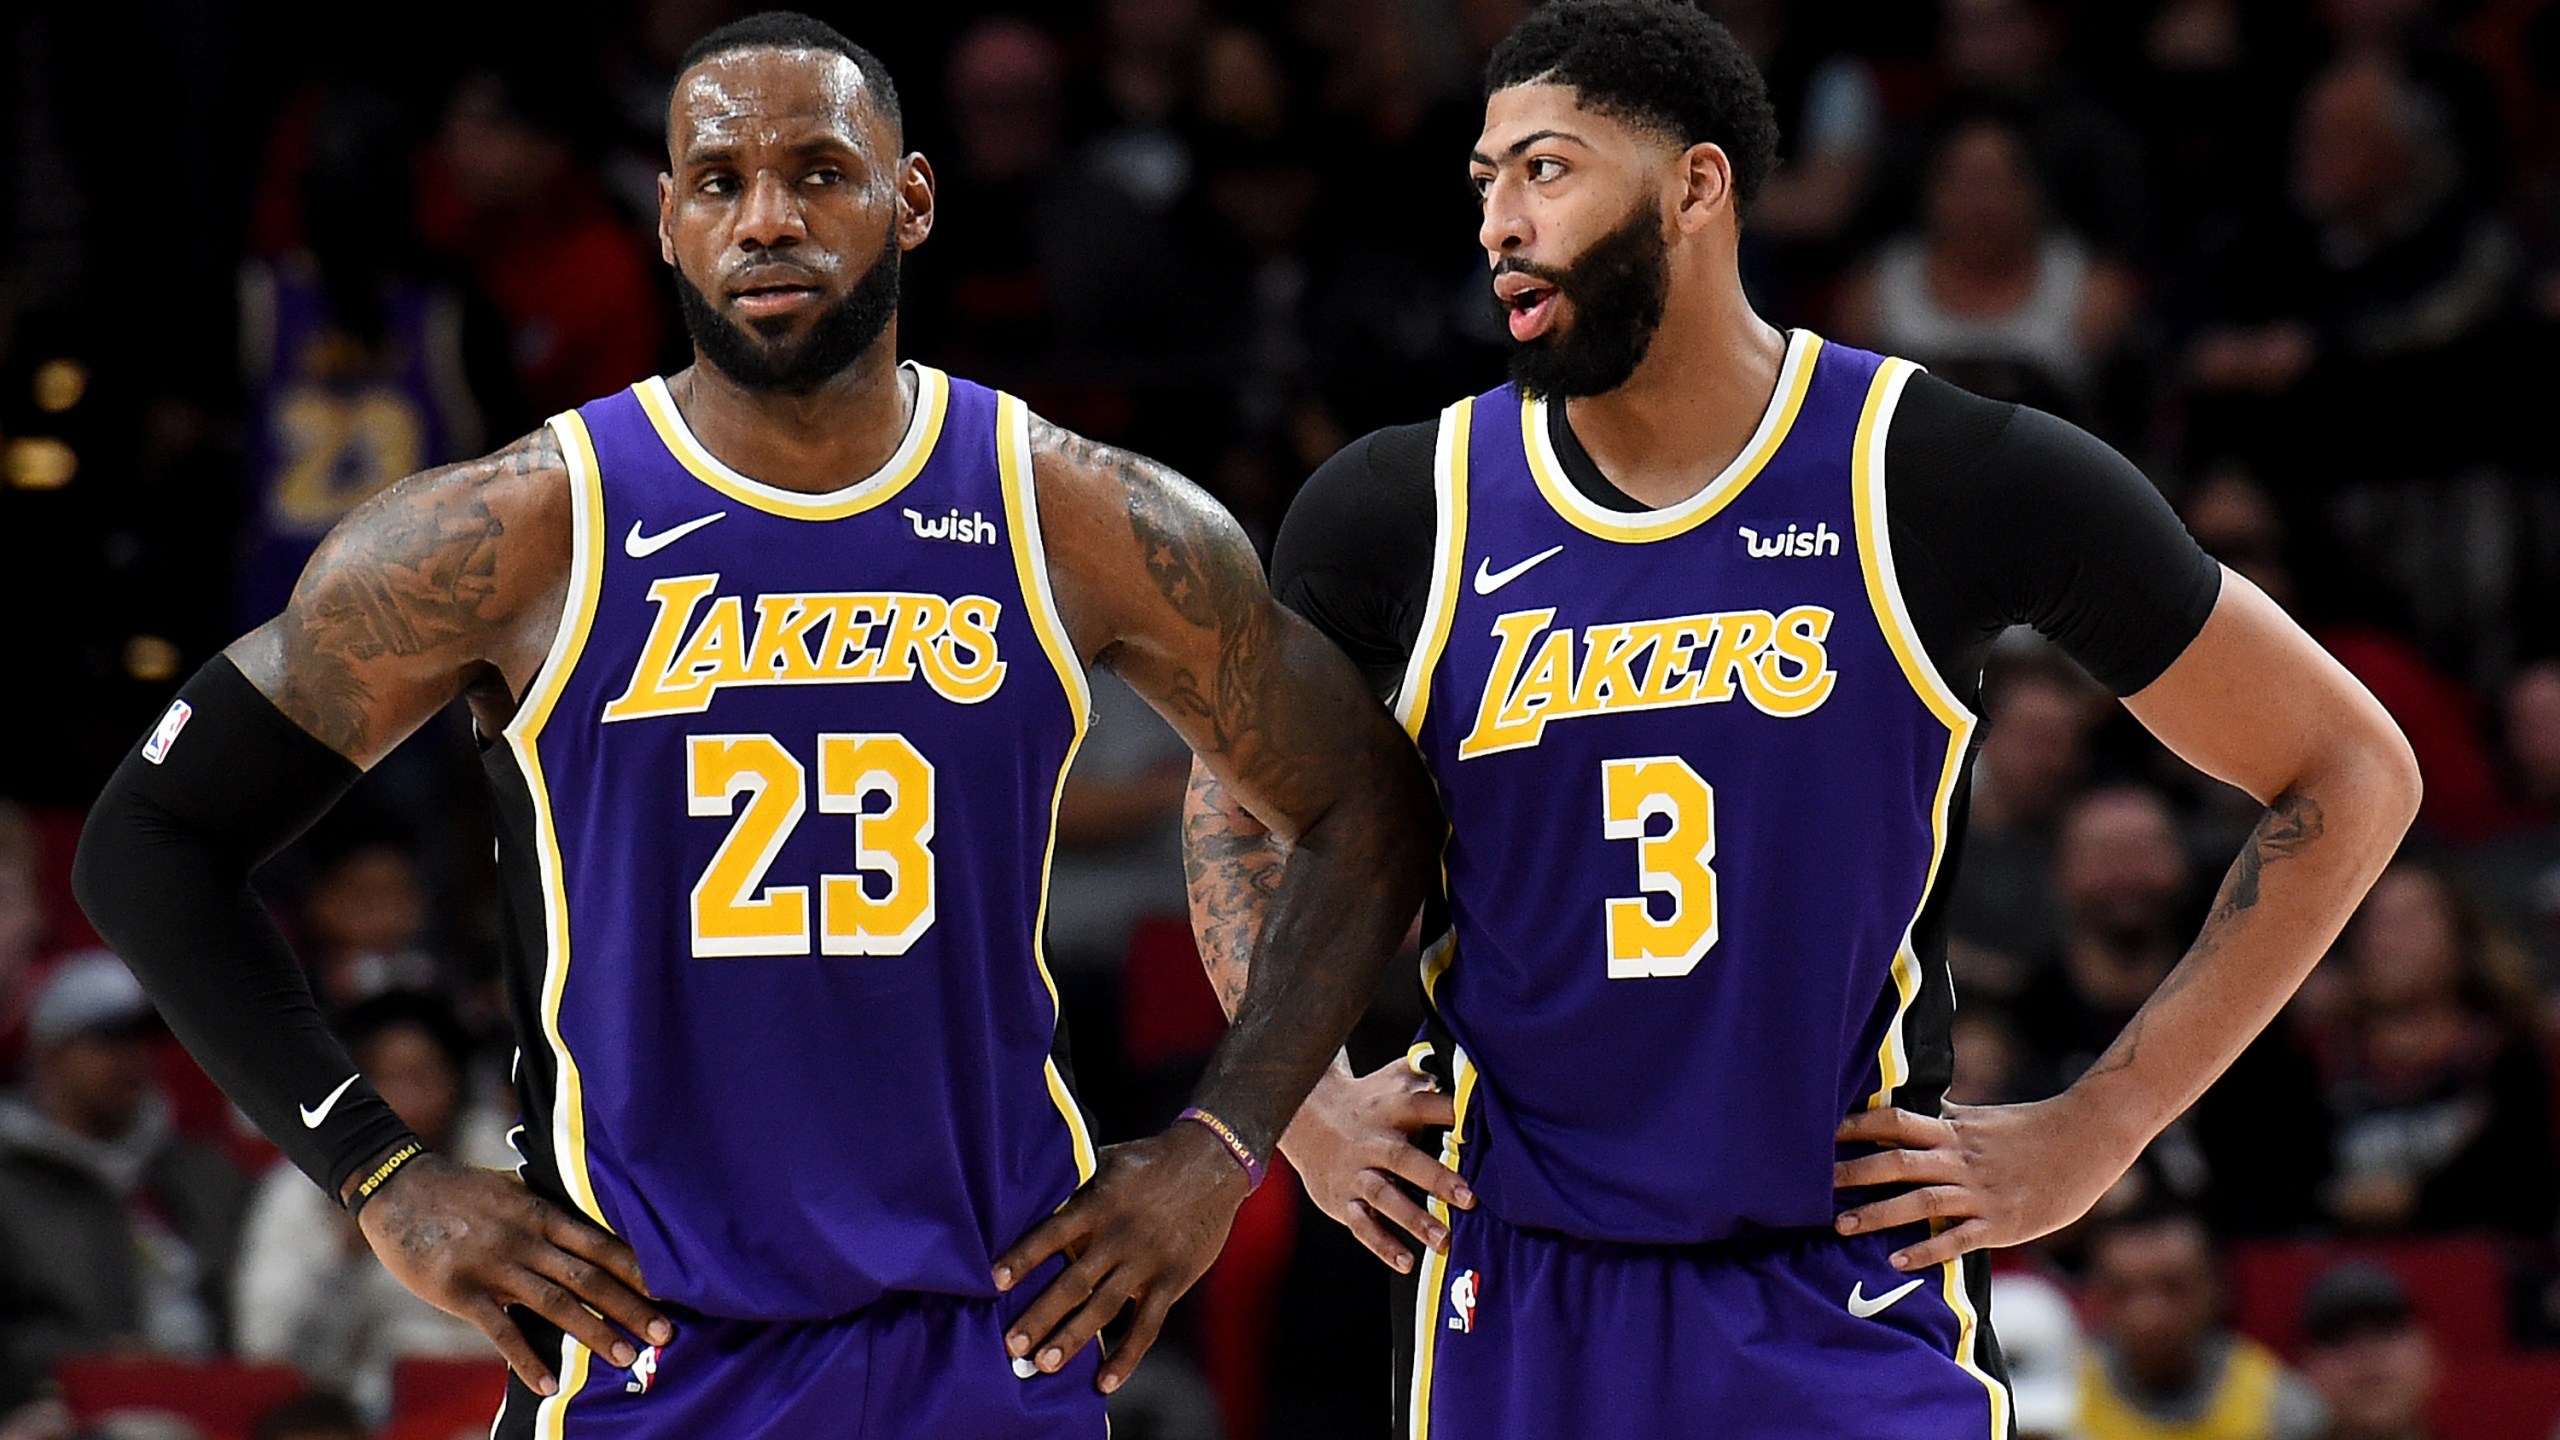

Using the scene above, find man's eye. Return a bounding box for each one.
[805,168,842,187]
[700,175,738,196]
[1528,157,1564,182]
[1470,174,1492,197]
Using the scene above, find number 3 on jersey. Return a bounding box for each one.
[1601,755,1718,979]
[685,733,936,958]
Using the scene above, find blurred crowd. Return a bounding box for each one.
[6,0,2560,1436]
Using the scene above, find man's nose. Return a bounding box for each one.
[1479,176,1531,258]
[735,169,807,251]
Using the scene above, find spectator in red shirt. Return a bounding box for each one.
[415,67,667,419]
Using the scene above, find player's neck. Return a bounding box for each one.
[668,336,915,495]
[1563,294,1785,512]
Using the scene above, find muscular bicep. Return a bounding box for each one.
[225,427,571,768]
[2122,570,2410,803]
[1034,420,1408,841]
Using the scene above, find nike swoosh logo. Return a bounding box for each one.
[1847,1277,1927,1319]
[300,1074,361,1129]
[625,511,728,558]
[1472,545,1565,595]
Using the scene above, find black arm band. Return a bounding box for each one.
[72,656,421,1199]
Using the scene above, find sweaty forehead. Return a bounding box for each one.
[669,47,884,160]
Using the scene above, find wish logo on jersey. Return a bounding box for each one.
[601,572,1009,722]
[1458,602,1838,758]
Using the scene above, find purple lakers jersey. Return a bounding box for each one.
[1402,332,1975,1245]
[481,365,1097,1320]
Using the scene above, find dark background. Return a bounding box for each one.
[6,1,2560,1437]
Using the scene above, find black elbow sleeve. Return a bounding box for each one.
[74,656,420,1198]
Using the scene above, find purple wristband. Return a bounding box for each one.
[1178,1106,1267,1191]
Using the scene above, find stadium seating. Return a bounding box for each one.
[54,1356,307,1440]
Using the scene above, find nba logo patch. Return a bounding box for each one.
[624,1344,660,1394]
[142,700,193,765]
[1447,1269,1481,1333]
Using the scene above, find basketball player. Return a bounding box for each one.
[1174,2,2420,1435]
[73,14,1434,1437]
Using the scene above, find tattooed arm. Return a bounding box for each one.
[1834,571,2421,1271]
[226,427,568,760]
[77,431,671,1395]
[992,418,1439,1393]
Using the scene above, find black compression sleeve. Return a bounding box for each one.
[1270,422,1439,698]
[1881,373,2223,700]
[72,657,420,1199]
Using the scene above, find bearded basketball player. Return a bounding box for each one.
[75,13,1434,1438]
[1176,2,2419,1436]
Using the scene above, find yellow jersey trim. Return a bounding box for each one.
[1522,329,1820,544]
[1850,357,1979,1111]
[1938,1245,2014,1440]
[536,1326,595,1439]
[1393,396,1474,741]
[998,394,1100,1184]
[632,365,949,521]
[505,410,611,1230]
[1408,1043,1480,1440]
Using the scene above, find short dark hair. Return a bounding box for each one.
[678,11,903,142]
[1485,0,1780,212]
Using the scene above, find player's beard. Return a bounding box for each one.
[1500,198,1672,400]
[675,228,902,395]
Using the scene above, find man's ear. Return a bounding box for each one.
[1675,141,1735,234]
[897,152,937,250]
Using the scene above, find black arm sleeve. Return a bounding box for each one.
[1883,372,2223,702]
[71,657,419,1199]
[1269,421,1440,699]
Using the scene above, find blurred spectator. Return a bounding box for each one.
[2461,660,2560,982]
[2321,862,2558,1236]
[232,85,501,627]
[0,953,248,1411]
[2296,1263,2438,1440]
[1711,0,1885,259]
[1835,114,2137,418]
[0,805,43,1079]
[1946,1007,2025,1108]
[250,1392,367,1440]
[1906,0,2154,260]
[415,66,664,420]
[1046,674,1193,1137]
[297,840,440,1010]
[1299,0,1499,447]
[2186,56,2526,483]
[2012,785,2195,1096]
[2314,0,2509,206]
[233,992,505,1424]
[2077,1206,2326,1440]
[1948,657,2105,989]
[1994,1268,2086,1440]
[2185,467,2516,846]
[907,19,1069,388]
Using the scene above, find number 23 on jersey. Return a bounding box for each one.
[684,732,937,958]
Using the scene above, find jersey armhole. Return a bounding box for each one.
[1391,397,1474,739]
[995,395,1094,729]
[504,411,607,747]
[1850,360,1976,732]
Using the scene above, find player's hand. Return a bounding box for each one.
[1281,1059,1473,1272]
[1830,1095,2139,1271]
[357,1152,673,1396]
[993,1121,1249,1395]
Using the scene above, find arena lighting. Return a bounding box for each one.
[122,635,181,683]
[33,358,87,413]
[4,436,75,489]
